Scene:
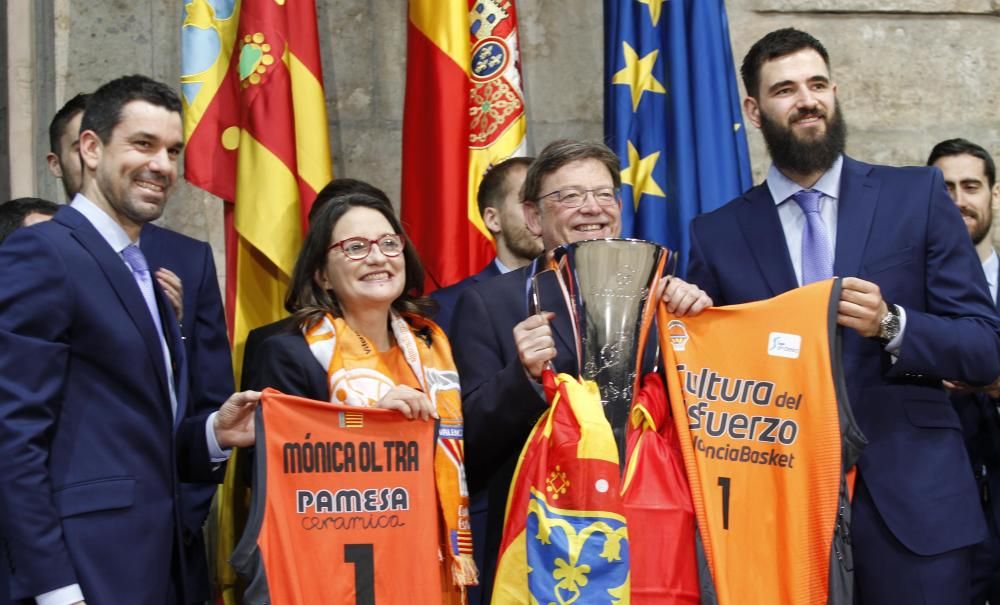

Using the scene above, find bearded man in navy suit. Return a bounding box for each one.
[686,29,1000,604]
[929,138,1000,605]
[0,75,258,605]
[431,156,542,336]
[429,156,540,604]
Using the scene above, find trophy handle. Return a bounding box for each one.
[664,248,679,278]
[529,263,583,376]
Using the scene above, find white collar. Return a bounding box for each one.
[70,194,135,253]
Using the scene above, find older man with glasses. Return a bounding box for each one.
[448,139,711,602]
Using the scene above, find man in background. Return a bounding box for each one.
[429,156,540,605]
[929,138,1000,604]
[0,198,59,243]
[45,94,88,201]
[431,156,542,335]
[46,91,234,604]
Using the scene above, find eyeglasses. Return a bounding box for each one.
[537,186,619,207]
[328,233,405,261]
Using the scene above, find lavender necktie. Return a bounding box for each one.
[793,189,833,285]
[122,244,176,416]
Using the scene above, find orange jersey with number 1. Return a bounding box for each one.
[658,279,865,605]
[233,390,445,605]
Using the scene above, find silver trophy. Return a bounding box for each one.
[533,238,672,467]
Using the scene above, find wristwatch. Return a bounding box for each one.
[877,302,901,345]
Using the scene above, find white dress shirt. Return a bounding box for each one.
[983,249,998,304]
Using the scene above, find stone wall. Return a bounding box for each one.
[20,0,1000,286]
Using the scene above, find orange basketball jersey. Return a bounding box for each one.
[233,389,444,604]
[658,279,865,605]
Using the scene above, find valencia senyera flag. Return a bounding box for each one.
[181,0,332,380]
[180,2,332,603]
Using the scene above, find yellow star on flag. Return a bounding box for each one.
[621,141,666,211]
[638,0,667,26]
[611,42,666,112]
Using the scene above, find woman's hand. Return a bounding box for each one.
[375,385,438,421]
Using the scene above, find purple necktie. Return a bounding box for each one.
[122,245,165,336]
[122,244,176,416]
[793,189,833,285]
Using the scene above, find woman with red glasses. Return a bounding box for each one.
[245,192,476,603]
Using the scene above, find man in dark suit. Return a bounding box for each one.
[451,139,710,601]
[46,92,235,605]
[0,75,257,605]
[430,156,540,604]
[431,156,542,335]
[140,223,233,604]
[686,29,1000,603]
[928,138,1000,604]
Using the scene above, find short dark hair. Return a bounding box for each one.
[477,156,534,217]
[285,194,433,325]
[49,93,90,154]
[80,75,181,144]
[741,28,831,100]
[522,140,620,203]
[0,198,60,243]
[927,138,996,188]
[308,178,391,223]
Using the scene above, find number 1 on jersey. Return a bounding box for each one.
[344,543,375,605]
[718,476,731,530]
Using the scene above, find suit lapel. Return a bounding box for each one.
[736,186,798,296]
[833,157,880,278]
[473,260,501,284]
[63,211,171,404]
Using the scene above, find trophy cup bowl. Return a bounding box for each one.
[545,238,672,468]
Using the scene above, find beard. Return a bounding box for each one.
[500,220,544,262]
[97,168,170,225]
[965,206,993,246]
[760,101,848,176]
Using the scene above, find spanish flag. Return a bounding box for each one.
[622,373,700,603]
[492,370,630,604]
[402,0,528,289]
[180,0,332,379]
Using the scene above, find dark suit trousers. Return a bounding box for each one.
[971,500,1000,605]
[852,475,972,604]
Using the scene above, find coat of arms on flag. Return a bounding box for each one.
[492,371,630,604]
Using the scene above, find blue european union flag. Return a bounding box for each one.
[605,0,753,276]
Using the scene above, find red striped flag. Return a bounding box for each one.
[402,0,528,289]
